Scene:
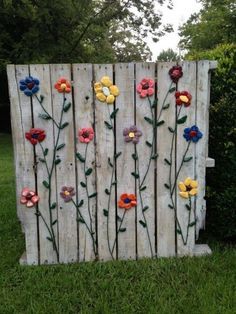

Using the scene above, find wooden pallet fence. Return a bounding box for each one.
[7,61,216,265]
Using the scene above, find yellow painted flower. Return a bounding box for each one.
[178,177,198,199]
[94,76,119,104]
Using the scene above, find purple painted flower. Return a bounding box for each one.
[19,76,40,96]
[60,186,75,202]
[183,125,203,143]
[123,126,142,144]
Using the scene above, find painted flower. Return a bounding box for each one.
[25,128,46,145]
[54,77,71,93]
[123,126,142,144]
[19,76,40,96]
[78,127,94,143]
[118,193,137,210]
[169,65,183,83]
[183,125,203,143]
[178,177,198,199]
[175,91,192,107]
[60,186,76,202]
[136,78,154,98]
[94,76,119,104]
[20,188,39,208]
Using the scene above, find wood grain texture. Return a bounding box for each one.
[73,63,96,261]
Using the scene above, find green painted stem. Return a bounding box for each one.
[111,210,127,255]
[35,94,59,128]
[184,197,192,245]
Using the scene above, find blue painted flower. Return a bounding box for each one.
[183,125,203,143]
[19,76,40,96]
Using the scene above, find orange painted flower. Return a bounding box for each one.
[20,188,39,208]
[54,77,71,93]
[118,193,137,210]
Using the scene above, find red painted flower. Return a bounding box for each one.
[175,91,192,107]
[60,186,75,202]
[118,193,137,210]
[20,188,39,208]
[169,65,183,83]
[25,128,46,145]
[54,77,71,93]
[136,78,154,98]
[78,127,94,143]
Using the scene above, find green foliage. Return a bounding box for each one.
[157,48,180,61]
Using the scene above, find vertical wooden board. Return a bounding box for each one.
[135,62,156,258]
[94,64,116,261]
[195,61,211,237]
[73,64,96,262]
[49,64,77,263]
[156,62,176,257]
[7,65,39,265]
[115,63,136,260]
[30,64,58,264]
[176,61,197,256]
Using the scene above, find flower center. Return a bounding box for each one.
[129,132,135,138]
[102,87,110,96]
[190,130,197,137]
[27,82,34,90]
[179,95,189,103]
[26,193,32,200]
[83,131,90,138]
[32,133,39,139]
[172,70,180,76]
[142,83,149,90]
[61,83,67,90]
[64,191,70,196]
[186,185,192,192]
[124,198,131,204]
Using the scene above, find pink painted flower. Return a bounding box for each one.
[78,127,94,143]
[175,91,192,107]
[136,78,154,98]
[60,186,75,202]
[123,126,142,144]
[20,188,39,208]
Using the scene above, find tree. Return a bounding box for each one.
[179,0,236,53]
[157,48,179,62]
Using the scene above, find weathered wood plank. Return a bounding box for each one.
[7,65,39,265]
[115,63,136,260]
[73,63,96,262]
[156,62,176,257]
[135,62,156,259]
[176,61,197,256]
[30,64,58,264]
[94,64,116,261]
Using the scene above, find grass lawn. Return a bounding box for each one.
[0,133,235,314]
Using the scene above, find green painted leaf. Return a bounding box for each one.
[112,181,117,186]
[131,172,139,179]
[156,120,165,127]
[144,116,153,124]
[55,158,61,165]
[108,157,113,167]
[151,153,159,160]
[177,115,187,124]
[78,217,85,224]
[189,221,196,227]
[184,156,193,162]
[39,158,45,163]
[132,153,138,160]
[60,122,69,129]
[139,220,146,228]
[140,185,146,191]
[80,181,86,188]
[63,102,71,112]
[85,168,93,176]
[163,103,170,109]
[164,183,170,189]
[119,227,126,232]
[56,143,65,151]
[103,209,108,217]
[43,148,48,156]
[46,237,53,242]
[42,180,49,189]
[117,215,122,221]
[39,113,51,120]
[104,121,113,129]
[142,206,149,212]
[115,152,122,159]
[185,204,191,211]
[52,219,58,225]
[168,126,175,133]
[146,141,152,147]
[110,108,119,119]
[176,229,182,234]
[169,87,176,93]
[40,95,44,102]
[164,158,171,165]
[76,152,85,162]
[168,204,174,209]
[50,202,57,209]
[89,192,97,198]
[77,200,84,207]
[105,188,110,195]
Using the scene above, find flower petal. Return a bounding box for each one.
[106,95,115,104]
[109,85,119,96]
[190,180,198,188]
[178,182,186,192]
[101,76,112,87]
[179,191,189,199]
[96,93,106,102]
[184,177,192,187]
[189,188,198,196]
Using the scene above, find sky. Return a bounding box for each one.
[148,0,202,60]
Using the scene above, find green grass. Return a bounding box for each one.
[0,133,236,314]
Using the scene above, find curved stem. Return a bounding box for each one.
[156,81,173,122]
[38,143,50,177]
[111,210,126,255]
[35,94,59,128]
[184,197,192,245]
